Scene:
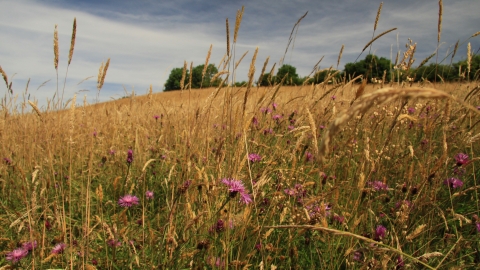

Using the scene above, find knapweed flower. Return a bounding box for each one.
[51,243,67,254]
[305,152,313,162]
[6,248,28,263]
[107,239,122,248]
[443,177,463,189]
[209,219,225,233]
[118,194,140,207]
[272,114,282,121]
[126,149,134,164]
[221,178,252,204]
[407,107,415,114]
[353,250,363,262]
[395,200,413,210]
[248,153,262,163]
[252,116,259,126]
[368,181,389,191]
[476,222,480,233]
[374,225,387,240]
[153,114,160,120]
[22,240,37,251]
[109,149,116,155]
[454,153,469,166]
[145,191,154,199]
[3,157,12,165]
[272,102,278,110]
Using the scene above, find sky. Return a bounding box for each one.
[0,0,479,108]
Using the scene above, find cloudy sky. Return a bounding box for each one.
[0,0,479,108]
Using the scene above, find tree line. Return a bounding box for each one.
[164,54,480,91]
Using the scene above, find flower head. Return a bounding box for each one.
[126,149,134,164]
[221,178,252,204]
[368,181,389,191]
[476,222,480,233]
[248,153,262,163]
[305,152,313,162]
[107,239,122,248]
[454,153,469,166]
[145,191,154,199]
[118,194,139,208]
[3,157,12,165]
[407,107,415,114]
[6,248,28,263]
[374,225,387,240]
[443,177,463,189]
[22,240,37,251]
[51,243,67,254]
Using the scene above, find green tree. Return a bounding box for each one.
[164,67,188,91]
[191,64,219,88]
[308,69,342,84]
[276,64,300,85]
[412,63,456,82]
[344,54,391,82]
[453,54,480,81]
[259,72,275,86]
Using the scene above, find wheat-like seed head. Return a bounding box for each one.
[472,31,480,38]
[68,18,76,65]
[467,42,471,75]
[337,45,344,69]
[374,2,383,31]
[257,57,269,87]
[54,24,59,70]
[226,18,230,57]
[97,61,104,90]
[235,50,249,70]
[418,53,436,69]
[98,58,110,91]
[306,108,319,156]
[362,28,397,52]
[233,6,244,43]
[180,61,187,90]
[28,100,42,119]
[188,61,193,90]
[202,44,212,83]
[451,40,459,62]
[0,65,8,89]
[69,94,76,142]
[438,0,443,43]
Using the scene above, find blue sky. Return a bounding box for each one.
[0,0,479,108]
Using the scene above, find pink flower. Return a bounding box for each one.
[368,181,389,191]
[476,222,480,232]
[454,153,469,166]
[374,225,387,240]
[22,240,37,251]
[126,149,134,164]
[248,153,262,162]
[443,178,463,189]
[118,194,140,207]
[145,191,154,199]
[6,248,28,263]
[51,243,67,254]
[221,178,252,204]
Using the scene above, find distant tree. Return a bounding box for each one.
[276,64,300,85]
[308,69,342,84]
[411,63,456,82]
[453,54,480,81]
[164,67,188,91]
[344,54,391,82]
[259,72,275,86]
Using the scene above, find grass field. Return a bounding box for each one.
[1,4,480,270]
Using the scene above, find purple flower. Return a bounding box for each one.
[248,153,262,162]
[396,256,405,268]
[109,149,116,155]
[374,225,387,240]
[476,222,480,233]
[3,157,12,165]
[126,149,134,164]
[209,219,226,234]
[272,102,278,110]
[407,107,415,114]
[107,239,122,248]
[288,125,295,131]
[454,153,469,166]
[353,250,363,262]
[305,152,313,162]
[51,243,67,254]
[263,128,273,135]
[221,178,252,204]
[22,240,37,251]
[145,190,154,199]
[395,200,413,209]
[368,181,389,191]
[331,95,336,100]
[443,177,463,189]
[272,114,282,121]
[118,194,140,207]
[153,114,160,120]
[6,248,28,263]
[252,117,259,126]
[179,180,192,193]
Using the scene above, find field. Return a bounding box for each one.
[1,5,480,270]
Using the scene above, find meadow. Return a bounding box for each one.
[1,4,480,270]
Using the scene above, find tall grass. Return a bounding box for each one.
[1,5,480,270]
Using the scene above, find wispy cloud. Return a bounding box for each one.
[0,0,478,108]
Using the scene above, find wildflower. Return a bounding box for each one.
[396,256,405,269]
[179,180,192,193]
[145,191,154,199]
[454,153,469,166]
[476,222,480,233]
[93,129,97,137]
[3,157,12,165]
[107,239,122,248]
[221,178,252,204]
[6,248,28,263]
[252,116,258,126]
[51,243,67,254]
[368,181,389,191]
[272,114,282,121]
[407,107,415,114]
[395,200,413,209]
[333,214,345,224]
[331,95,336,100]
[118,194,140,208]
[109,149,116,155]
[92,258,98,265]
[45,220,52,230]
[288,125,295,131]
[443,177,463,189]
[263,128,273,135]
[126,149,134,164]
[22,240,37,251]
[153,114,160,120]
[248,153,262,163]
[374,225,387,240]
[209,219,225,233]
[305,152,313,162]
[272,102,278,110]
[353,250,363,262]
